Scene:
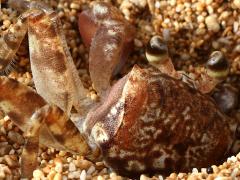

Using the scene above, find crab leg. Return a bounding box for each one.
[0,77,98,178]
[0,76,44,178]
[79,2,135,96]
[0,0,54,75]
[21,136,39,178]
[7,0,91,115]
[0,12,29,74]
[0,0,50,74]
[8,0,53,13]
[20,104,95,178]
[21,104,95,178]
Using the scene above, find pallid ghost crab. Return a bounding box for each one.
[0,0,239,178]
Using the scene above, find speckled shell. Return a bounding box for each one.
[85,65,236,177]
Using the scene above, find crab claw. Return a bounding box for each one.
[78,2,135,96]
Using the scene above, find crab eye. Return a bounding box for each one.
[206,51,229,79]
[145,36,169,64]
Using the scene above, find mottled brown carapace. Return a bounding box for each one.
[86,66,234,177]
[0,0,238,179]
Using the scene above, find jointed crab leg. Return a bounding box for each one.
[0,0,49,75]
[3,0,91,115]
[0,76,44,177]
[0,12,28,74]
[0,76,46,129]
[0,77,97,178]
[21,136,39,178]
[79,2,135,96]
[8,0,53,13]
[20,104,94,178]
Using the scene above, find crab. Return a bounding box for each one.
[0,0,239,178]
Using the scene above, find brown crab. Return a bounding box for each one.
[0,0,239,178]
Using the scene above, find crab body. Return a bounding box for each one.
[85,66,235,176]
[0,0,238,178]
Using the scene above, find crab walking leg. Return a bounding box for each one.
[145,36,182,79]
[8,0,53,13]
[79,2,135,96]
[0,77,98,177]
[0,13,28,74]
[88,25,129,96]
[21,105,95,178]
[21,136,39,178]
[0,0,56,75]
[0,76,45,178]
[8,0,91,114]
[0,76,46,129]
[0,76,96,154]
[21,105,96,178]
[25,105,94,156]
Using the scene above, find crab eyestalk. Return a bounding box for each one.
[206,51,229,80]
[195,51,230,94]
[145,36,181,79]
[146,35,169,64]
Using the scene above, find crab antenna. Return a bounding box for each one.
[145,36,181,79]
[195,51,229,94]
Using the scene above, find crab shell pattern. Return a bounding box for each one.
[84,65,236,176]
